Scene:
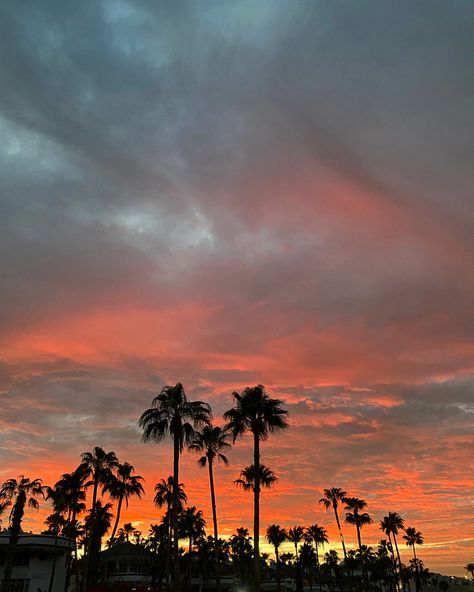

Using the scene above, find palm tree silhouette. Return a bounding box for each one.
[344,497,373,591]
[85,500,114,587]
[229,527,253,584]
[266,524,287,592]
[190,424,231,592]
[235,464,278,491]
[80,447,118,591]
[53,469,87,590]
[0,476,46,592]
[139,382,212,591]
[105,462,144,541]
[344,497,372,552]
[403,527,424,592]
[179,506,206,591]
[154,476,187,589]
[224,384,288,590]
[319,488,347,560]
[380,512,405,589]
[306,524,328,592]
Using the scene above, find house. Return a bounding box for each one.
[0,531,70,592]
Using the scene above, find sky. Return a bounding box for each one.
[0,0,473,577]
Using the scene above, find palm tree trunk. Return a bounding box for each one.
[315,547,322,592]
[208,459,221,592]
[393,533,411,592]
[110,494,124,541]
[333,506,347,561]
[1,496,25,592]
[167,501,172,592]
[253,431,261,592]
[173,434,180,592]
[275,546,281,592]
[412,545,421,592]
[83,476,99,592]
[188,536,193,592]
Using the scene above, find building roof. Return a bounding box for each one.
[100,542,153,559]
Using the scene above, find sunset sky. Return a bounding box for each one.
[1,0,473,578]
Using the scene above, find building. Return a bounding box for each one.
[0,531,70,592]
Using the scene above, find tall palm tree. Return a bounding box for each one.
[139,382,212,591]
[224,384,288,590]
[306,524,328,592]
[288,525,305,592]
[104,462,144,541]
[45,483,70,592]
[344,497,373,591]
[190,424,231,592]
[381,512,405,588]
[403,528,424,592]
[154,476,187,590]
[234,465,278,491]
[266,525,287,592]
[319,488,347,560]
[54,469,87,591]
[85,500,114,588]
[80,447,118,590]
[179,506,206,591]
[288,525,305,560]
[229,527,253,585]
[344,497,372,552]
[0,476,46,592]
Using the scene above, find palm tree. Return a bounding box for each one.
[190,424,231,592]
[299,542,316,591]
[306,524,328,592]
[465,563,474,581]
[229,527,253,584]
[0,476,46,592]
[344,497,372,552]
[344,497,372,591]
[403,528,424,592]
[139,382,212,591]
[53,468,87,590]
[234,464,278,491]
[381,512,405,589]
[44,483,71,592]
[224,385,288,590]
[80,447,118,590]
[266,525,287,592]
[85,500,114,588]
[288,525,305,560]
[179,506,206,591]
[319,488,347,560]
[105,462,144,541]
[154,476,187,589]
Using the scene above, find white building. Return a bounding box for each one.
[0,532,70,592]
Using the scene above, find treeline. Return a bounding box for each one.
[0,383,468,592]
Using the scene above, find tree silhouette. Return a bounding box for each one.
[234,464,278,491]
[190,424,231,592]
[80,447,118,591]
[403,527,424,592]
[306,524,328,592]
[319,488,348,560]
[224,385,288,590]
[266,524,287,592]
[0,476,46,592]
[465,563,474,581]
[139,382,211,592]
[104,462,144,541]
[380,511,405,589]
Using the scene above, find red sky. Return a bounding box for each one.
[1,0,473,578]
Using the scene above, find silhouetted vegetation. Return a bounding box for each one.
[0,382,467,592]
